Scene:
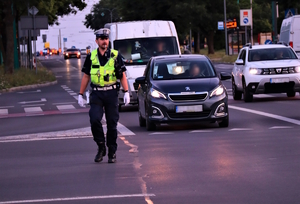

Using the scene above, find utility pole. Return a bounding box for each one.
[250,0,253,44]
[224,0,228,55]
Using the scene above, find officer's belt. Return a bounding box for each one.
[93,84,117,91]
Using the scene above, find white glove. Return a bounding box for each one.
[124,92,130,106]
[78,94,85,107]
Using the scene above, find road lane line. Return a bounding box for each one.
[0,194,156,204]
[117,122,135,136]
[229,105,300,126]
[229,128,253,131]
[0,106,14,108]
[269,126,293,129]
[189,130,214,133]
[0,109,8,115]
[149,132,174,135]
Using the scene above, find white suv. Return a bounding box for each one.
[232,44,300,102]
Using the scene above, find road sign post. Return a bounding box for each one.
[240,9,252,44]
[29,6,39,73]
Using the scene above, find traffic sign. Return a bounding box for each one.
[218,21,224,30]
[63,38,67,42]
[29,6,39,16]
[226,19,237,29]
[264,39,272,44]
[240,9,252,26]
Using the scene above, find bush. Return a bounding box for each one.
[0,65,56,90]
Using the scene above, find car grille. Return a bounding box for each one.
[167,111,211,119]
[168,92,208,101]
[261,67,297,75]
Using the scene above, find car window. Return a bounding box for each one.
[238,50,246,61]
[248,48,298,61]
[152,59,216,80]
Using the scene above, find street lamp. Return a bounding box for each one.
[224,0,228,55]
[100,8,116,23]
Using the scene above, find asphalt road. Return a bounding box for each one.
[1,55,300,203]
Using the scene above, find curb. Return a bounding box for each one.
[0,80,58,93]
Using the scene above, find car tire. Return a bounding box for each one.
[138,110,146,127]
[243,80,253,102]
[287,91,295,97]
[232,77,242,100]
[218,116,229,128]
[146,118,156,131]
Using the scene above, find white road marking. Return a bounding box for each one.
[22,104,45,107]
[189,130,214,133]
[117,122,135,136]
[57,105,76,111]
[65,89,71,91]
[0,194,155,204]
[61,85,67,87]
[0,109,8,115]
[254,94,276,98]
[149,132,174,135]
[229,105,300,125]
[52,102,76,105]
[19,98,46,104]
[0,106,14,109]
[24,107,43,113]
[17,89,41,94]
[55,76,63,78]
[69,92,77,96]
[269,126,293,129]
[229,128,253,131]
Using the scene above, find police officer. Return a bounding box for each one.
[78,28,130,163]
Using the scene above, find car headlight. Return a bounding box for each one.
[249,68,262,75]
[66,53,68,56]
[295,66,300,73]
[150,88,166,99]
[210,85,225,97]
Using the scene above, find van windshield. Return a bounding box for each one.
[114,37,179,65]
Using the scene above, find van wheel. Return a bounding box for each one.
[243,80,253,102]
[232,77,242,100]
[287,91,295,97]
[146,119,156,131]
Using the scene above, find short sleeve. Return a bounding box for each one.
[82,54,91,75]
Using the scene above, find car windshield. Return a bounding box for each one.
[113,37,179,65]
[152,58,217,80]
[248,48,297,61]
[67,49,79,52]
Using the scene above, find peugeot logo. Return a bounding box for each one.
[185,87,190,91]
[276,68,282,73]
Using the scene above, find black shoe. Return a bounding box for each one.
[94,144,106,163]
[108,154,116,163]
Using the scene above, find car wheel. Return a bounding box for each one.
[287,91,295,97]
[232,77,242,100]
[218,116,229,128]
[146,118,156,131]
[138,109,146,127]
[243,80,253,102]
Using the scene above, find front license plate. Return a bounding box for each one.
[176,105,203,113]
[270,78,289,83]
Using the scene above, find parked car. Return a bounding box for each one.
[232,43,300,102]
[135,54,231,131]
[64,48,81,59]
[80,49,87,55]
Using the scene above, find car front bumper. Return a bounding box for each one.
[146,93,228,124]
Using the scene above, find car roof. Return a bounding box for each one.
[152,54,208,61]
[248,44,290,50]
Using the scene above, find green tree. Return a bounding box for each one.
[0,0,86,74]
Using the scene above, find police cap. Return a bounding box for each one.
[95,28,110,38]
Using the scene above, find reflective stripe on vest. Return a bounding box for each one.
[90,49,118,86]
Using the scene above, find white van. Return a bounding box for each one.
[279,15,300,55]
[104,20,181,109]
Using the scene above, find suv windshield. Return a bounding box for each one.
[152,59,216,80]
[248,48,297,62]
[114,37,179,65]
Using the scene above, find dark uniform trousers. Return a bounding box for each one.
[89,88,119,154]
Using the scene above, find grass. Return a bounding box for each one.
[182,47,238,64]
[0,64,56,91]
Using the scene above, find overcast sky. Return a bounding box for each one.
[36,0,99,51]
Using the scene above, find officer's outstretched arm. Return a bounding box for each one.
[79,73,91,94]
[120,72,128,91]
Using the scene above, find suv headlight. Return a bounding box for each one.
[249,68,262,75]
[295,66,300,73]
[210,85,225,97]
[150,88,166,99]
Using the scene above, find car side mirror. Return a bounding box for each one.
[235,59,244,65]
[135,76,146,84]
[220,72,231,80]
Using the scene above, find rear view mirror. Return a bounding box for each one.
[220,72,231,80]
[235,59,244,65]
[135,76,146,84]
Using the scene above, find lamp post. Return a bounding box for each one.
[224,0,228,55]
[101,8,116,23]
